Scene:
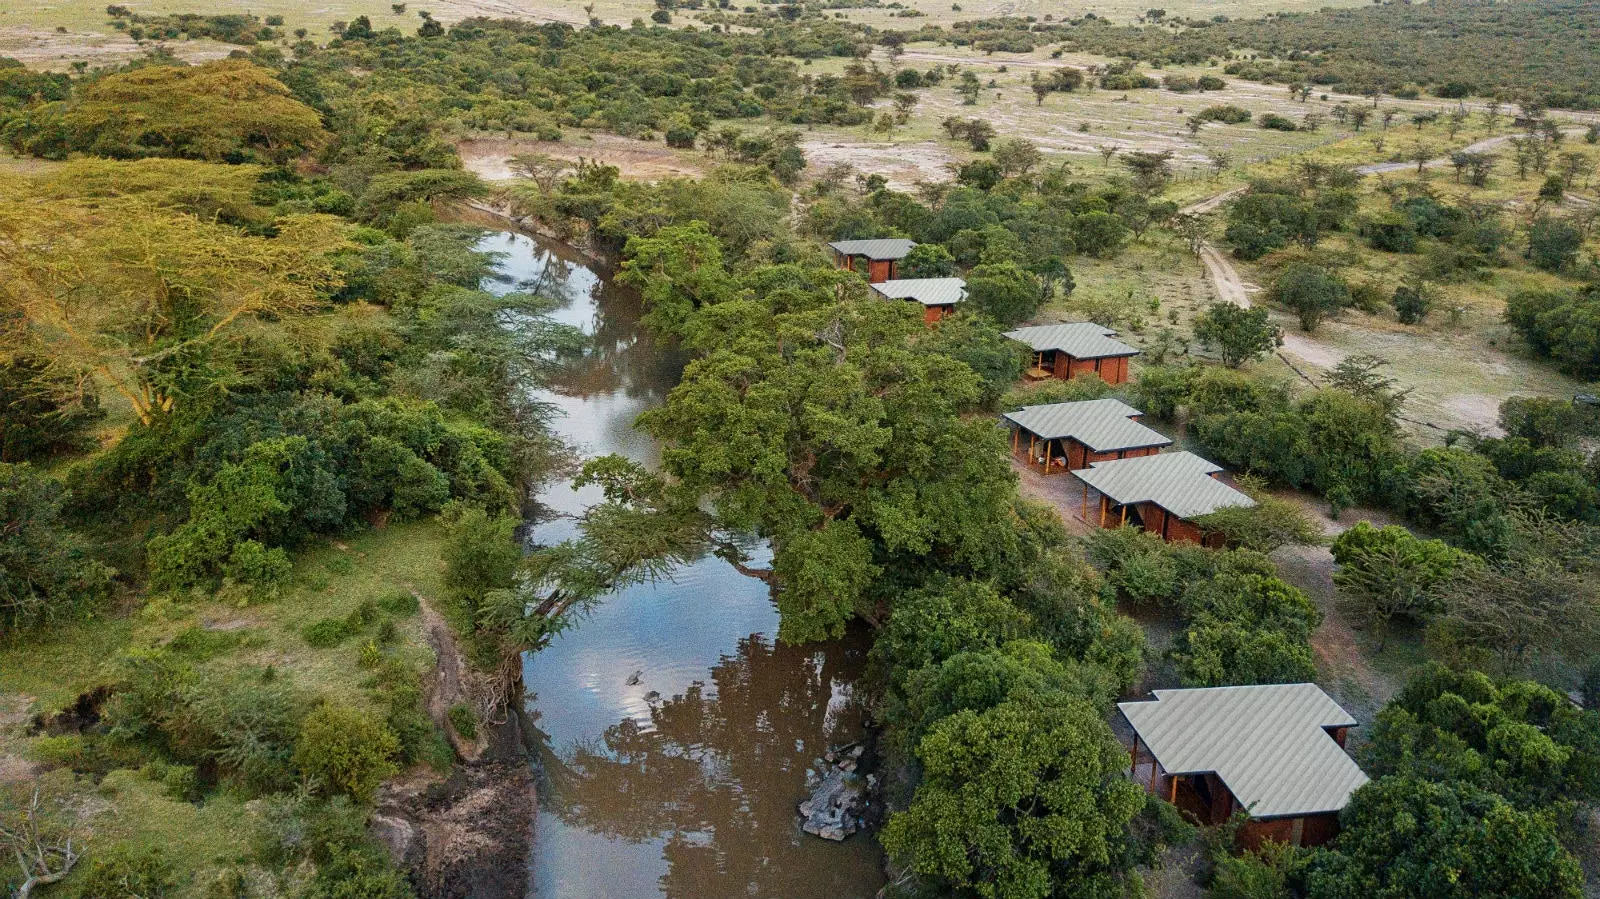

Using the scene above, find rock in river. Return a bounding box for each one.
[798,744,867,841]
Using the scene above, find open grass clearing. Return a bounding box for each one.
[0,521,445,719]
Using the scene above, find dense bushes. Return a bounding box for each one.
[873,572,1178,898]
[1506,286,1600,379]
[1084,527,1319,687]
[1195,105,1251,125]
[1183,368,1398,507]
[141,398,513,592]
[1307,776,1584,899]
[1362,664,1600,810]
[0,464,115,634]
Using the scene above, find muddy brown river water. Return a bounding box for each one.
[473,229,887,899]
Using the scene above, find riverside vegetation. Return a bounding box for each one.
[1,7,1599,899]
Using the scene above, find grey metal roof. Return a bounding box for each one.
[1119,683,1369,818]
[1002,399,1173,453]
[1005,322,1140,360]
[871,277,967,307]
[1074,450,1255,519]
[828,238,916,260]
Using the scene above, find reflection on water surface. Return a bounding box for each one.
[477,229,885,898]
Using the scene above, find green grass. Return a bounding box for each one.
[76,769,257,892]
[0,522,444,715]
[0,521,449,897]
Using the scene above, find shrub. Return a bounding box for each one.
[303,617,354,647]
[447,703,478,739]
[1000,376,1113,411]
[1193,496,1324,553]
[142,760,202,801]
[293,704,400,802]
[965,261,1043,326]
[1257,113,1299,131]
[1193,303,1276,368]
[1361,215,1417,253]
[1331,522,1472,645]
[222,539,292,592]
[1196,104,1251,124]
[899,243,956,278]
[345,599,380,630]
[1270,263,1349,332]
[1175,617,1318,687]
[1391,285,1432,324]
[1526,218,1583,272]
[1504,287,1600,380]
[376,589,420,615]
[1225,191,1317,260]
[440,503,521,624]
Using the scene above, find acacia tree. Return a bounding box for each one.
[1331,521,1471,648]
[6,59,326,163]
[0,175,350,424]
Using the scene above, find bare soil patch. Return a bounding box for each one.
[799,138,958,191]
[1267,491,1406,724]
[0,26,232,70]
[457,133,706,183]
[1011,458,1093,537]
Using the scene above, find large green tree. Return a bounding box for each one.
[1306,777,1583,899]
[637,288,1021,642]
[881,697,1148,899]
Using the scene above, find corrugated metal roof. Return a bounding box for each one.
[1074,450,1255,519]
[1119,683,1369,818]
[871,277,967,307]
[1002,399,1173,452]
[828,238,916,260]
[1005,322,1140,360]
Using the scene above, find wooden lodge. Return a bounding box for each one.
[1003,399,1172,475]
[1005,322,1140,385]
[828,238,916,283]
[871,277,967,324]
[1120,684,1369,851]
[1073,451,1254,546]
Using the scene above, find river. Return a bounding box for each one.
[474,227,887,899]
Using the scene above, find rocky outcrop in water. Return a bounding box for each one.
[799,744,870,841]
